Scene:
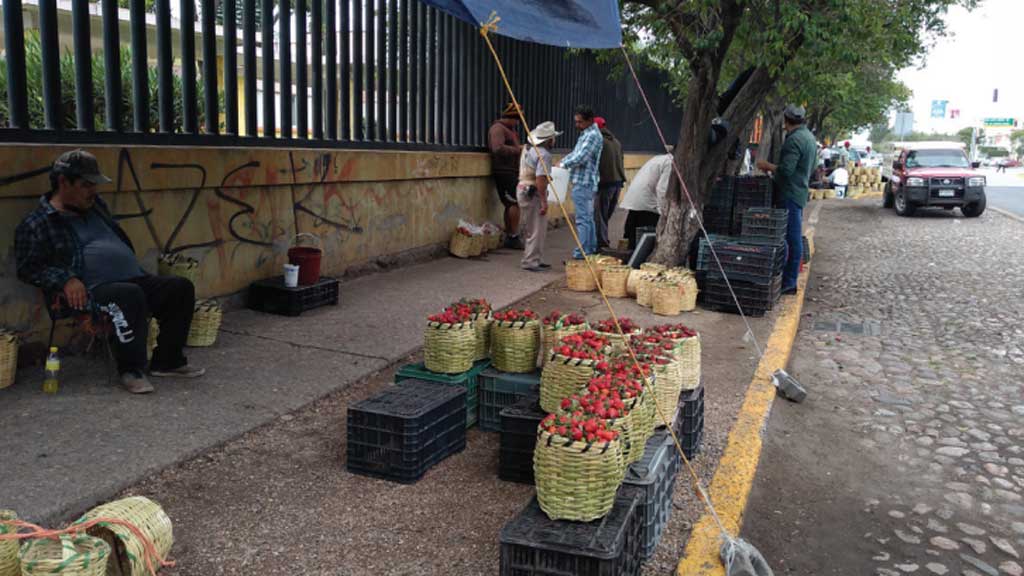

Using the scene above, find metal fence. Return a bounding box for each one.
[1,0,681,151]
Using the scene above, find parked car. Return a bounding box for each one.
[883,142,986,217]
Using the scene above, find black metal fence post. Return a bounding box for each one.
[71,0,93,131]
[376,0,386,140]
[243,0,258,135]
[156,0,174,132]
[352,0,363,140]
[311,0,323,139]
[3,0,29,128]
[340,0,351,140]
[224,0,239,135]
[261,0,275,138]
[101,0,122,132]
[326,0,338,140]
[201,0,218,134]
[365,0,376,140]
[296,0,308,138]
[39,0,62,131]
[397,0,407,142]
[280,0,292,138]
[181,0,198,134]
[387,0,398,142]
[129,0,149,133]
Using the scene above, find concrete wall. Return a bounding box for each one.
[0,144,652,345]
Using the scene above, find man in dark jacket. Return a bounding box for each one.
[594,117,626,249]
[488,102,524,249]
[756,105,816,294]
[15,150,204,394]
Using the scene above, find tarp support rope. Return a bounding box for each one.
[479,14,738,541]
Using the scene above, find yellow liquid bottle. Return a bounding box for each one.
[43,346,60,394]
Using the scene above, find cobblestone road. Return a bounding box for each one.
[743,200,1024,575]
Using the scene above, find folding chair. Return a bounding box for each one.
[43,291,116,385]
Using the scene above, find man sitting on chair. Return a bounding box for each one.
[15,150,205,394]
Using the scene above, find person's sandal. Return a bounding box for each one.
[150,365,206,378]
[120,371,155,394]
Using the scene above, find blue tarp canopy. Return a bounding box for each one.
[420,1,622,49]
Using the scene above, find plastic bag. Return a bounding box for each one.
[457,219,483,236]
[721,536,774,576]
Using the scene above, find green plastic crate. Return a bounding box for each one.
[478,368,541,432]
[395,360,491,428]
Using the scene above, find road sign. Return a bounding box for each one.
[930,100,948,118]
[984,117,1015,127]
[894,112,914,137]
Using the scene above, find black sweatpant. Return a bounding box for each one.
[91,275,195,374]
[624,210,661,250]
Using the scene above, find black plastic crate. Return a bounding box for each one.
[676,383,705,422]
[708,176,735,207]
[701,206,734,236]
[623,430,682,560]
[499,486,645,576]
[676,414,704,435]
[346,381,467,484]
[704,274,782,310]
[706,242,784,285]
[499,396,546,484]
[733,175,773,201]
[394,360,491,428]
[479,369,541,432]
[741,208,788,242]
[248,276,339,316]
[679,429,703,460]
[802,235,810,264]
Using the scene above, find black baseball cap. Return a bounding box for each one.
[52,149,112,184]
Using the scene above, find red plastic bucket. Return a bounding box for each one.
[287,234,323,285]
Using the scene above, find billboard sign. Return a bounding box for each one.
[930,100,948,118]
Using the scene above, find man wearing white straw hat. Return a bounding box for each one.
[517,122,561,272]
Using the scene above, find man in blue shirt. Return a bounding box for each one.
[15,150,205,394]
[558,106,603,259]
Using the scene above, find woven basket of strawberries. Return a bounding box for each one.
[592,317,643,355]
[491,309,540,373]
[455,298,492,361]
[533,412,625,522]
[595,359,656,456]
[650,323,701,390]
[423,305,477,374]
[630,332,683,426]
[449,226,481,259]
[538,331,610,412]
[540,311,589,367]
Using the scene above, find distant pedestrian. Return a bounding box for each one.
[997,159,1007,173]
[756,105,816,295]
[837,141,852,168]
[488,102,524,249]
[517,122,561,272]
[594,117,626,249]
[620,151,672,250]
[557,106,603,259]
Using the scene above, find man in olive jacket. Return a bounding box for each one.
[594,117,625,249]
[756,105,815,294]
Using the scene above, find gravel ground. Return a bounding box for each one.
[122,280,777,575]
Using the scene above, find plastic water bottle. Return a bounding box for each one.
[43,347,60,394]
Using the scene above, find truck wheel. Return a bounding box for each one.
[894,189,916,217]
[883,182,894,208]
[961,195,986,218]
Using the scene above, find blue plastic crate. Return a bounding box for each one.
[394,359,491,428]
[478,368,541,432]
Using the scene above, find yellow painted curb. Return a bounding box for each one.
[676,233,814,576]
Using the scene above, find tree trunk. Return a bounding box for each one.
[723,115,756,176]
[756,102,785,167]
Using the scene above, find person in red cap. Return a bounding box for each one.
[594,117,625,250]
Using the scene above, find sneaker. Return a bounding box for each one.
[120,371,154,394]
[150,364,206,378]
[782,285,798,295]
[505,235,524,250]
[538,263,551,269]
[521,265,544,272]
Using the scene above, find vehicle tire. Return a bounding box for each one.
[883,182,894,208]
[961,194,986,218]
[894,189,916,217]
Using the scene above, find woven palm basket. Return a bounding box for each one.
[18,535,109,576]
[587,255,621,284]
[0,330,17,390]
[534,430,625,522]
[645,357,683,426]
[146,319,159,362]
[626,269,644,296]
[600,265,630,298]
[665,269,699,311]
[652,282,683,316]
[0,510,18,576]
[79,496,173,576]
[491,320,540,373]
[640,262,666,273]
[485,231,502,251]
[157,254,199,285]
[423,321,476,374]
[540,323,588,367]
[449,233,476,259]
[186,300,222,347]
[565,260,598,292]
[470,313,493,362]
[636,273,660,307]
[593,329,642,356]
[673,335,702,391]
[539,355,599,413]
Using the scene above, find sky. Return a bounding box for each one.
[896,0,1024,135]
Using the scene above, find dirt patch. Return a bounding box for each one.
[125,281,776,575]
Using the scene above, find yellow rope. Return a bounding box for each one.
[478,21,728,537]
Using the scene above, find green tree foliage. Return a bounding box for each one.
[0,31,220,132]
[1012,130,1024,157]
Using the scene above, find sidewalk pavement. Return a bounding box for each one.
[0,228,578,525]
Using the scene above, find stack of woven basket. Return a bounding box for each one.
[187,299,223,347]
[0,329,18,391]
[158,253,199,284]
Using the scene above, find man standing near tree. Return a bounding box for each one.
[558,106,603,259]
[488,102,524,249]
[594,117,625,250]
[755,105,815,295]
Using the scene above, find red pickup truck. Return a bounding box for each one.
[883,143,986,217]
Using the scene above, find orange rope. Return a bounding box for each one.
[0,517,174,575]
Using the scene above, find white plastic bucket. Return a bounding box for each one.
[548,166,570,204]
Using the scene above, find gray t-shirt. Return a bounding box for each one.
[522,146,553,178]
[64,211,144,289]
